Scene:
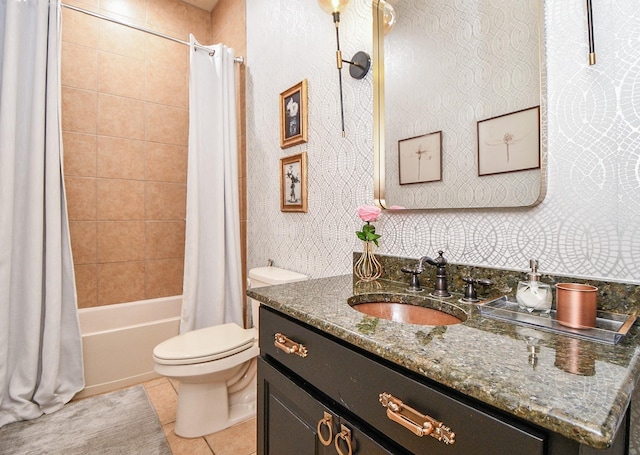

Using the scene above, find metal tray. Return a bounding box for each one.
[478,296,637,345]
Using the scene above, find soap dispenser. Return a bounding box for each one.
[516,259,552,313]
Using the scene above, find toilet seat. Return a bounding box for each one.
[153,323,256,365]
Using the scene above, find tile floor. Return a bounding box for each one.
[142,377,257,455]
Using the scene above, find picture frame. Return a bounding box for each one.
[280,152,308,212]
[477,106,540,176]
[398,131,442,185]
[280,80,308,149]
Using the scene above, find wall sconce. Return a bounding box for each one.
[586,0,596,65]
[318,0,371,136]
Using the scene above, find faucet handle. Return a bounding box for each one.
[402,266,423,292]
[461,277,494,303]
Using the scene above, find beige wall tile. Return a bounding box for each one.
[97,136,145,179]
[186,3,211,44]
[98,19,146,59]
[62,87,97,134]
[75,263,98,309]
[61,0,247,307]
[146,143,187,183]
[97,221,145,262]
[65,177,97,221]
[63,132,97,177]
[62,7,100,48]
[98,52,145,100]
[146,0,189,37]
[97,178,145,220]
[69,221,97,264]
[144,34,188,72]
[145,104,188,146]
[61,41,98,91]
[99,0,146,21]
[146,258,184,298]
[97,94,145,140]
[145,221,185,259]
[210,0,246,55]
[145,63,188,109]
[97,261,145,305]
[145,182,186,220]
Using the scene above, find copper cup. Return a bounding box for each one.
[555,283,598,329]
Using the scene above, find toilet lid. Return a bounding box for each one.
[153,323,256,365]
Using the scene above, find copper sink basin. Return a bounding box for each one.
[348,294,466,326]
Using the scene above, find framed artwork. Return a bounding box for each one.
[477,106,540,176]
[280,80,308,149]
[280,152,308,212]
[398,131,442,185]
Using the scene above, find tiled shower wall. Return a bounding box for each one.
[246,0,640,284]
[62,0,246,308]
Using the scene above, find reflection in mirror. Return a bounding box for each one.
[373,0,547,210]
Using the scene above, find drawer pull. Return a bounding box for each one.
[334,424,353,455]
[274,333,308,357]
[379,392,455,445]
[317,412,333,446]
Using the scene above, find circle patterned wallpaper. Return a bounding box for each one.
[246,0,640,284]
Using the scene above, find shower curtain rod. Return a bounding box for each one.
[60,2,245,64]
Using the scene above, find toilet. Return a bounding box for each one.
[152,266,308,438]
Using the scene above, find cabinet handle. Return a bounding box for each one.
[379,392,455,445]
[274,332,308,357]
[334,424,353,455]
[317,411,333,446]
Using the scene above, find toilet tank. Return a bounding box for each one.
[248,266,308,288]
[247,266,308,330]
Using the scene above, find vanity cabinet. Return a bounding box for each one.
[257,306,629,455]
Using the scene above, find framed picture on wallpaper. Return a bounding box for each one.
[398,131,442,185]
[280,152,308,212]
[477,106,540,176]
[280,80,308,149]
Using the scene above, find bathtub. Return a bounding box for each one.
[76,296,182,399]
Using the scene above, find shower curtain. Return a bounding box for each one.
[181,36,243,332]
[0,0,84,428]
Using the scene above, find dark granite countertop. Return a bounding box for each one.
[247,274,640,449]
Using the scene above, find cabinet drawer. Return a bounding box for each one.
[260,306,545,455]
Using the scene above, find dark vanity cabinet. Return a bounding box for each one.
[257,306,629,455]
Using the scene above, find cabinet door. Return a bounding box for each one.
[258,357,397,455]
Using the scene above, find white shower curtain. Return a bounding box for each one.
[0,0,84,427]
[181,36,243,332]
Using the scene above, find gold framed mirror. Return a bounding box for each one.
[373,0,547,210]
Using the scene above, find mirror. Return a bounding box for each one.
[373,0,547,210]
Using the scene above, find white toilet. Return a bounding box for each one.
[152,266,308,438]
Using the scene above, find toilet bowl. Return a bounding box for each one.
[153,266,308,438]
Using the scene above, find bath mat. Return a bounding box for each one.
[0,385,172,455]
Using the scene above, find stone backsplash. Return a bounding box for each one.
[354,253,640,316]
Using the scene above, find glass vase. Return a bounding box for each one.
[354,241,382,282]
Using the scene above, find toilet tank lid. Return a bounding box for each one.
[249,266,308,285]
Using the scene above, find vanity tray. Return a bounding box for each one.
[478,296,637,345]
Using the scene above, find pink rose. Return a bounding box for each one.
[357,205,381,222]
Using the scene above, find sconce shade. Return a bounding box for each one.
[383,3,396,34]
[317,0,350,15]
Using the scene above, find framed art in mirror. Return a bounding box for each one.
[280,152,308,212]
[477,106,540,177]
[280,80,308,149]
[398,131,442,185]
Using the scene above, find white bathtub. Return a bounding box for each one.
[76,296,182,398]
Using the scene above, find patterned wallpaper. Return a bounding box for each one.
[246,0,640,285]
